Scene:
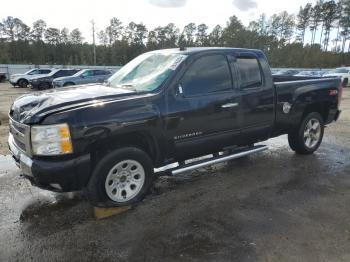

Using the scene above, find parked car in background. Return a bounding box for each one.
[29,69,80,90]
[273,69,300,76]
[9,68,53,88]
[323,67,350,87]
[53,69,113,87]
[295,71,323,77]
[0,72,6,82]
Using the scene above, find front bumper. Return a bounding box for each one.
[8,134,91,192]
[52,82,64,88]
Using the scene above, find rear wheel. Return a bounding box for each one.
[18,79,28,88]
[86,147,155,207]
[288,112,324,154]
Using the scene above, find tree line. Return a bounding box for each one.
[0,0,349,68]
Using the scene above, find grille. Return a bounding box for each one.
[13,137,26,151]
[9,118,30,154]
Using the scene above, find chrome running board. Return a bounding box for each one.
[156,145,268,176]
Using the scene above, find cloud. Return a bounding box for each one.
[148,0,188,8]
[232,0,257,11]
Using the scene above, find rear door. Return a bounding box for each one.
[165,53,241,160]
[231,52,274,142]
[79,70,95,84]
[93,70,110,83]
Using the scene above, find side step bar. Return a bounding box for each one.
[157,145,268,176]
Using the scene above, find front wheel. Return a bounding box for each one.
[288,112,324,154]
[86,147,155,207]
[18,79,28,88]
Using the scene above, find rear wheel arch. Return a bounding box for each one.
[301,102,330,124]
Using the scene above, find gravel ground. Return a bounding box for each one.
[0,82,349,262]
[0,83,30,155]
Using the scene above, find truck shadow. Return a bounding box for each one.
[19,191,92,235]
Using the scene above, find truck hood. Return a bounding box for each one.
[9,84,138,124]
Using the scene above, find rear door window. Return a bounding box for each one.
[235,57,262,89]
[94,70,110,76]
[181,54,232,96]
[39,69,51,74]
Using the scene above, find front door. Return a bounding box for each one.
[164,53,241,161]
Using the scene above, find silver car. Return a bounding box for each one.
[53,69,112,87]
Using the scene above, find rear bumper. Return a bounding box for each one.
[326,109,341,124]
[8,134,91,192]
[334,110,341,121]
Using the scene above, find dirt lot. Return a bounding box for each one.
[0,82,350,262]
[0,83,29,155]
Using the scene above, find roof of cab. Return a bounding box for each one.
[150,47,263,55]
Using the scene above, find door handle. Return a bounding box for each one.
[221,103,239,108]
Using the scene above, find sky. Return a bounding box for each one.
[1,0,316,43]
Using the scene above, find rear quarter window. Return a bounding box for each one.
[236,57,262,89]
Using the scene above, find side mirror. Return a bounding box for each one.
[342,78,348,87]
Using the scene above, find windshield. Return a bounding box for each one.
[108,52,187,92]
[26,69,38,75]
[47,70,60,76]
[335,68,349,73]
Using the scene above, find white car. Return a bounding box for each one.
[323,67,350,87]
[9,68,54,88]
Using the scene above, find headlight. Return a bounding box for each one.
[31,123,73,155]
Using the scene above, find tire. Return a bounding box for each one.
[38,82,50,90]
[288,112,324,154]
[18,79,28,88]
[63,82,75,87]
[86,147,155,207]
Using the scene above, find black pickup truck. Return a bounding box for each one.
[8,48,343,207]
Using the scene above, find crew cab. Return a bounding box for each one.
[9,68,53,88]
[29,69,80,90]
[8,48,343,207]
